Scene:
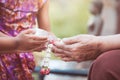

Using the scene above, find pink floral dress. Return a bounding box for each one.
[0,0,47,80]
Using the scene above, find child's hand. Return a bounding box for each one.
[15,29,48,52]
[34,28,58,44]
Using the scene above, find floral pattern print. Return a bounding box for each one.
[0,0,47,80]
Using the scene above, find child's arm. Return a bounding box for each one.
[0,29,48,53]
[37,0,51,32]
[0,37,18,53]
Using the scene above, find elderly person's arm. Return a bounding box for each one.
[99,34,120,52]
[52,34,120,62]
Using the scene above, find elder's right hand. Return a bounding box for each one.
[52,35,102,62]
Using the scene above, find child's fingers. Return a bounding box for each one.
[32,40,47,45]
[28,35,48,41]
[22,29,36,34]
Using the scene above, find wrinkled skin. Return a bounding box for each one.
[52,35,102,62]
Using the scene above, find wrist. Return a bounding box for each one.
[96,36,112,53]
[13,37,20,52]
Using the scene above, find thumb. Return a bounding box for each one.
[63,36,78,45]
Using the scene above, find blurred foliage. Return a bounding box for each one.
[50,0,91,38]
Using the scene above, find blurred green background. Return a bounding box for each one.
[50,0,91,38]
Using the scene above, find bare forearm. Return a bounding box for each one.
[0,37,18,53]
[37,0,51,32]
[98,34,120,52]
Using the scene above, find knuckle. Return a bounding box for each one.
[71,48,78,52]
[29,41,34,44]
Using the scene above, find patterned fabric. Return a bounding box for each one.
[0,0,47,80]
